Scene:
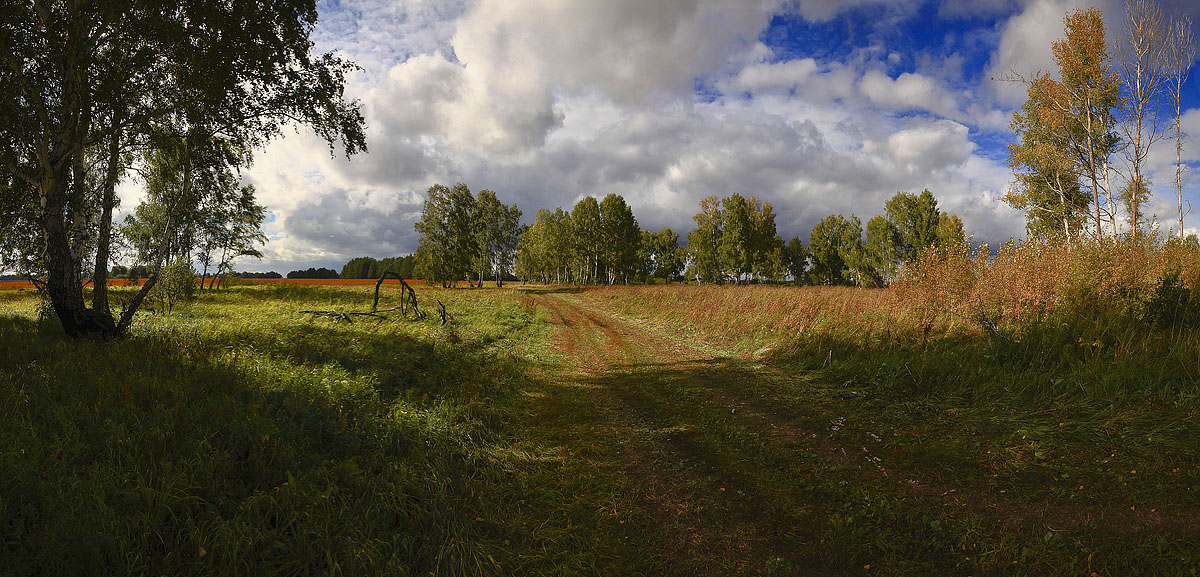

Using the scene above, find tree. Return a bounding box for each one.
[885,190,946,258]
[719,194,753,282]
[199,185,267,291]
[1120,177,1153,231]
[642,228,684,284]
[414,183,476,287]
[784,237,810,285]
[470,189,522,287]
[287,267,339,279]
[598,194,640,284]
[571,197,602,284]
[377,255,417,280]
[515,207,572,284]
[687,196,724,284]
[120,130,260,327]
[862,214,900,286]
[1007,79,1093,241]
[808,214,862,286]
[937,213,968,250]
[0,1,366,337]
[494,201,523,286]
[1167,14,1194,238]
[1005,8,1123,239]
[341,257,379,279]
[1119,0,1170,233]
[747,198,785,282]
[1053,8,1124,239]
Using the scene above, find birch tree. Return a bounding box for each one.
[0,0,366,337]
[1167,14,1194,237]
[1119,0,1170,233]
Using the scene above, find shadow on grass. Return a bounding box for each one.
[559,347,1200,576]
[0,312,564,577]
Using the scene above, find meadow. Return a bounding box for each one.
[2,243,1200,576]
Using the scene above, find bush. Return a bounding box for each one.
[149,260,197,313]
[1143,269,1192,328]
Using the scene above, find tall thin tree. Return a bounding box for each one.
[1167,14,1194,238]
[1119,0,1170,233]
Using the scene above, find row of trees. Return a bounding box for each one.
[286,267,340,279]
[1006,3,1194,241]
[687,194,785,284]
[414,184,964,288]
[339,255,418,280]
[804,190,965,287]
[513,194,661,285]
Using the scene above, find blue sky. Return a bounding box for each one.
[231,0,1200,271]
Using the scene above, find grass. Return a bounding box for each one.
[0,284,579,575]
[4,248,1200,575]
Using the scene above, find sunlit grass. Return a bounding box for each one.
[0,284,562,576]
[5,260,1200,575]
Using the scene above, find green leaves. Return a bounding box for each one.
[687,194,785,285]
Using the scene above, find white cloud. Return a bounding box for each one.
[985,0,1120,106]
[728,59,820,93]
[228,0,1200,272]
[863,120,976,173]
[858,70,964,119]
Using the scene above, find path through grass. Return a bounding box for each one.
[3,284,1199,575]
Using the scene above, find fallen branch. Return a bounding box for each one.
[299,310,388,323]
[436,300,453,326]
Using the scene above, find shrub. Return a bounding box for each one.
[149,260,197,313]
[1142,269,1191,329]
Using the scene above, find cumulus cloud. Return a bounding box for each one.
[985,0,1121,106]
[862,120,976,174]
[728,59,821,94]
[227,0,1197,272]
[858,70,964,119]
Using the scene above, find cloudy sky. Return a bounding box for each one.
[231,0,1200,272]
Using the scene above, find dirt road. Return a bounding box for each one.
[524,290,854,576]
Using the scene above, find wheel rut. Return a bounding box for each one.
[529,291,836,575]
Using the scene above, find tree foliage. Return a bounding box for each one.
[1002,8,1128,240]
[414,183,523,287]
[686,194,785,284]
[512,194,661,285]
[340,255,417,280]
[0,0,366,337]
[808,214,862,286]
[599,194,641,284]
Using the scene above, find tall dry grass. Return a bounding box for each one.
[895,236,1200,329]
[582,237,1200,401]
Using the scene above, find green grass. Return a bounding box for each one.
[4,283,1200,576]
[0,284,587,576]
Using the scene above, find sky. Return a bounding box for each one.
[211,0,1200,272]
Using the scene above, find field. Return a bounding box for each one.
[2,274,1199,575]
[0,278,425,291]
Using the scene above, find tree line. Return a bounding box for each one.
[414,183,965,287]
[338,255,418,280]
[1006,3,1194,241]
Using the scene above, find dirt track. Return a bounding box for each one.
[527,290,839,575]
[521,289,1200,575]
